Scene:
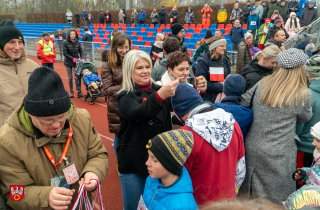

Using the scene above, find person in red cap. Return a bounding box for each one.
[258,18,271,50]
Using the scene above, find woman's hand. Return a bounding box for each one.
[158,79,179,99]
[196,76,207,92]
[294,171,303,180]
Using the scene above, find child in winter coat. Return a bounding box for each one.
[284,121,320,209]
[217,4,227,25]
[83,69,102,93]
[140,130,198,210]
[150,33,164,67]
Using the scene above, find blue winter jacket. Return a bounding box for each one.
[195,51,231,103]
[248,14,260,32]
[298,0,306,17]
[84,74,101,85]
[229,26,244,44]
[214,101,253,142]
[294,41,308,51]
[142,166,198,210]
[81,12,88,20]
[139,11,146,21]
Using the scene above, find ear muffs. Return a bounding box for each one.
[188,102,215,119]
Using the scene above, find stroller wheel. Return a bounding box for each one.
[89,99,94,105]
[83,96,87,101]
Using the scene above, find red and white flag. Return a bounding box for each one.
[210,67,224,82]
[170,18,174,23]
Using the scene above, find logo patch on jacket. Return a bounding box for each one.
[10,185,24,201]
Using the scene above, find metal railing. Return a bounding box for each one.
[284,17,320,49]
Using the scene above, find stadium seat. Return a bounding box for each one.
[192,33,200,38]
[183,24,189,30]
[144,41,151,46]
[160,24,165,29]
[187,43,195,49]
[141,28,146,32]
[145,24,150,28]
[146,47,152,54]
[147,32,153,37]
[190,38,197,43]
[220,29,225,34]
[187,28,194,33]
[244,29,247,33]
[132,36,138,41]
[165,32,169,37]
[136,32,142,36]
[118,27,122,31]
[131,24,135,28]
[134,46,140,50]
[111,24,114,27]
[194,28,201,33]
[115,24,119,27]
[203,25,210,29]
[166,24,171,29]
[162,28,168,33]
[137,36,143,42]
[133,40,139,45]
[185,33,192,39]
[151,28,157,33]
[189,24,195,29]
[225,34,230,39]
[132,31,137,36]
[243,24,247,29]
[150,24,154,29]
[218,24,224,29]
[225,24,232,29]
[155,24,160,28]
[156,28,163,33]
[224,28,231,34]
[196,24,202,29]
[127,24,131,28]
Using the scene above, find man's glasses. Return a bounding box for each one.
[36,111,71,125]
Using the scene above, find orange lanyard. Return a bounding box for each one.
[43,123,73,171]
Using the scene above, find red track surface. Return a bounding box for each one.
[27,56,123,210]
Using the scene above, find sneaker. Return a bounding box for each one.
[69,92,74,98]
[77,92,85,98]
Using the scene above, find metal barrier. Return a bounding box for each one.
[284,17,320,49]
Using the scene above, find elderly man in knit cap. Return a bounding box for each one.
[214,74,253,142]
[0,67,109,210]
[171,83,245,205]
[168,23,188,55]
[294,34,313,52]
[295,55,320,188]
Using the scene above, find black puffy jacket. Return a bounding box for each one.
[242,59,273,92]
[63,29,84,67]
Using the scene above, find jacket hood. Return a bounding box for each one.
[310,78,320,93]
[158,53,170,67]
[101,49,109,62]
[242,59,273,77]
[67,29,79,42]
[185,108,235,152]
[145,166,193,195]
[0,48,27,63]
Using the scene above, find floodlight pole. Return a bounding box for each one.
[42,0,45,23]
[126,0,129,10]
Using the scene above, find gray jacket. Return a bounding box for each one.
[254,4,264,19]
[150,12,159,23]
[66,11,73,20]
[184,11,194,24]
[238,83,312,204]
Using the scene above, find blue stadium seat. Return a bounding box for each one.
[145,24,149,28]
[192,33,200,38]
[187,28,194,33]
[127,24,131,28]
[133,40,139,45]
[187,43,195,49]
[225,34,230,39]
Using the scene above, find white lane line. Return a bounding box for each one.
[99,133,114,142]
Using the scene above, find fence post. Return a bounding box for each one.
[92,42,95,63]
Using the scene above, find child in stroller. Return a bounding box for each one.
[83,69,103,94]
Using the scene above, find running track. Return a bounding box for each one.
[27,56,123,210]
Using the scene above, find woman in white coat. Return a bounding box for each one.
[285,12,301,39]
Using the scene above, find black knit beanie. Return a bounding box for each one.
[171,24,184,36]
[25,67,71,117]
[146,130,194,176]
[0,20,24,50]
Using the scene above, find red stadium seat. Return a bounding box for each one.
[187,50,192,57]
[165,32,169,36]
[132,31,137,36]
[166,24,171,29]
[94,38,99,42]
[218,24,224,29]
[95,34,100,38]
[156,28,163,33]
[122,28,127,31]
[196,24,202,29]
[141,28,146,32]
[102,27,106,30]
[160,24,165,29]
[103,34,108,39]
[147,32,153,37]
[183,24,189,30]
[131,24,135,28]
[185,33,192,38]
[189,24,195,29]
[93,30,98,34]
[144,41,151,46]
[137,36,143,42]
[103,24,107,27]
[243,24,247,29]
[115,24,119,27]
[224,28,231,34]
[225,24,232,29]
[93,24,97,26]
[134,46,140,50]
[111,24,115,27]
[194,28,201,33]
[98,44,106,50]
[105,31,109,34]
[150,24,154,29]
[203,25,209,29]
[131,40,133,45]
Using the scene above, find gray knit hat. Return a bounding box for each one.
[305,43,315,54]
[25,67,71,117]
[277,48,309,69]
[303,34,313,43]
[146,129,194,176]
[306,55,320,77]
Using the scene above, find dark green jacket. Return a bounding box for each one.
[296,78,320,153]
[267,1,278,18]
[275,4,289,22]
[193,43,209,65]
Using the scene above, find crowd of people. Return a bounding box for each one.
[0,0,320,208]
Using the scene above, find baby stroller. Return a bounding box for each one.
[77,61,105,105]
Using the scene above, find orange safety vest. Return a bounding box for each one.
[201,7,213,18]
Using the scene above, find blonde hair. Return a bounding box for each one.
[259,65,310,108]
[201,198,285,210]
[254,45,280,61]
[118,50,155,94]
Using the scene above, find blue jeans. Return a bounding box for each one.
[114,134,119,159]
[119,173,146,210]
[42,63,54,70]
[231,42,237,64]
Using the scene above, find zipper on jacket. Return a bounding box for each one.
[149,186,161,209]
[15,62,25,95]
